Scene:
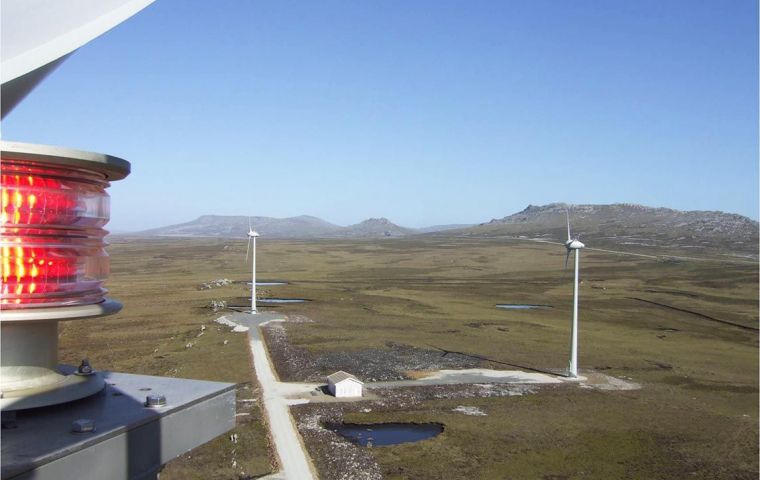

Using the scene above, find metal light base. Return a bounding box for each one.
[2,371,236,480]
[0,299,122,411]
[0,370,105,411]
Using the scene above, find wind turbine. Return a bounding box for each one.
[246,218,260,314]
[564,210,585,377]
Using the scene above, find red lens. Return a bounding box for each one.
[1,159,112,308]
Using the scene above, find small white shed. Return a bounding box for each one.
[326,371,363,398]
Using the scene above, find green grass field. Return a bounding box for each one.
[58,235,758,479]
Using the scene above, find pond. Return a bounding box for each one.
[258,298,309,304]
[496,304,552,310]
[327,422,443,446]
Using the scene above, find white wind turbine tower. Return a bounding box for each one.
[246,218,261,314]
[564,210,585,377]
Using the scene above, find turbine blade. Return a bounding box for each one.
[566,210,571,241]
[249,216,252,230]
[246,238,250,262]
[564,250,570,269]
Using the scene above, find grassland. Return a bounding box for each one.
[59,235,758,479]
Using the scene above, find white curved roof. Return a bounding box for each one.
[1,0,155,83]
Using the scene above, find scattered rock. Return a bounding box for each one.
[208,300,227,312]
[199,278,234,290]
[214,315,249,333]
[452,405,487,416]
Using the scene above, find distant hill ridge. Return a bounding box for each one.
[136,215,463,238]
[485,202,755,235]
[469,202,757,256]
[138,214,344,238]
[133,203,757,256]
[491,202,753,224]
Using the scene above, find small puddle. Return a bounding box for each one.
[248,281,289,286]
[258,298,309,304]
[328,423,443,446]
[496,304,552,310]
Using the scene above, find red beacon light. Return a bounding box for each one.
[0,141,130,410]
[2,162,111,307]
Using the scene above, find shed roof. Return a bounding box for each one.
[327,371,363,384]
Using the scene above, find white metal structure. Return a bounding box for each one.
[564,210,585,378]
[1,0,156,117]
[326,371,363,398]
[246,219,261,314]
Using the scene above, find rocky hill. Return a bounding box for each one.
[342,218,415,237]
[463,203,758,258]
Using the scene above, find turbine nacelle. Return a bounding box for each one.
[564,209,584,255]
[245,218,260,261]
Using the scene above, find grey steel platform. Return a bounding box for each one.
[1,369,236,480]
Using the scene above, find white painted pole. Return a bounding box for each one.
[569,248,580,377]
[251,237,257,314]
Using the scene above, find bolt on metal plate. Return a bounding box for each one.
[75,359,94,376]
[144,393,166,408]
[71,419,95,433]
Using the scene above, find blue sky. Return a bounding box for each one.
[3,0,758,231]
